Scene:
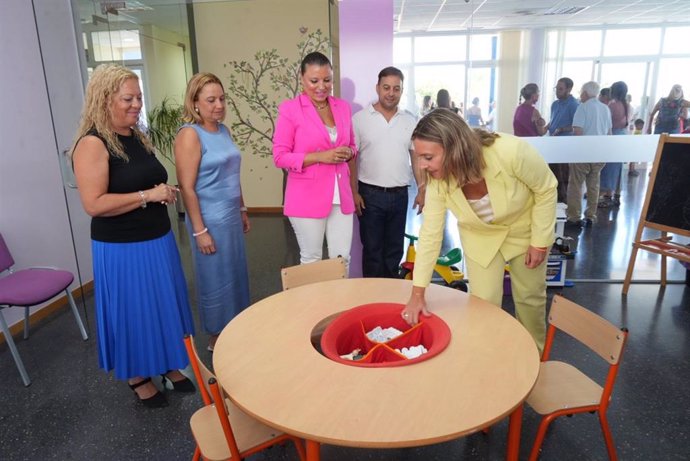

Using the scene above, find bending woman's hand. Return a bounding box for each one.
[524,245,548,269]
[401,287,431,326]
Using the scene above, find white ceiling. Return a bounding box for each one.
[394,0,690,32]
[78,1,690,37]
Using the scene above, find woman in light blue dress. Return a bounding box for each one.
[175,73,250,351]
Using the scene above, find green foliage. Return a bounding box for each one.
[146,97,183,166]
[224,28,329,158]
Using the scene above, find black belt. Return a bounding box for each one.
[359,181,408,193]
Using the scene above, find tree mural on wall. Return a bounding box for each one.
[224,28,329,158]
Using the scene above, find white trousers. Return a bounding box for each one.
[289,205,353,271]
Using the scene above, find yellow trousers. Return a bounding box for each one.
[465,250,548,352]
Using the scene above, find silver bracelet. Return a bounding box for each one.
[240,206,248,212]
[138,191,147,208]
[192,227,208,237]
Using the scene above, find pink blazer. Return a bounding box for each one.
[273,94,357,218]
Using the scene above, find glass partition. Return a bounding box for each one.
[43,0,195,298]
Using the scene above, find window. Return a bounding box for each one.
[468,34,495,61]
[561,61,594,91]
[662,27,690,54]
[604,28,661,56]
[546,30,559,60]
[564,30,601,58]
[394,36,412,63]
[91,30,142,61]
[467,67,492,116]
[599,62,650,110]
[656,58,690,103]
[415,64,465,111]
[415,36,466,62]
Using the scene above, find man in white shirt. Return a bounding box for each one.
[350,67,423,277]
[566,80,612,228]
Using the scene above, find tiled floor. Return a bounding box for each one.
[1,165,688,460]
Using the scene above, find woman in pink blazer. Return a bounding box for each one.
[273,52,357,269]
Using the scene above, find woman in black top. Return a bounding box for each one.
[72,64,195,408]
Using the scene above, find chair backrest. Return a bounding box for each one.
[0,232,15,273]
[184,335,215,406]
[548,295,627,365]
[208,377,243,460]
[281,257,347,291]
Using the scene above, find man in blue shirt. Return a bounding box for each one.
[546,77,579,202]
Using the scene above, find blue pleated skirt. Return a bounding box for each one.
[92,231,195,380]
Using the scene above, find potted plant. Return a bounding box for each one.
[146,98,185,215]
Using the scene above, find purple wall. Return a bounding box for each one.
[339,0,394,277]
[339,0,394,112]
[0,0,85,328]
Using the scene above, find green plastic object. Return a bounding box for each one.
[436,248,462,266]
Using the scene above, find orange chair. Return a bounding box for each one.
[184,335,306,461]
[525,295,628,461]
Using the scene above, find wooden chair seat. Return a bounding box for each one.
[527,361,603,415]
[190,398,285,461]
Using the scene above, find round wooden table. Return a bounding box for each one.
[214,278,540,460]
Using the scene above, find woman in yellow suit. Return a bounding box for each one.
[402,109,557,351]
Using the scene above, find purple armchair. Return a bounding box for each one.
[0,232,89,386]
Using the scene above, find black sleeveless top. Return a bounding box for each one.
[90,131,171,243]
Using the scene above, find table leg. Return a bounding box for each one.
[506,404,524,461]
[306,439,321,461]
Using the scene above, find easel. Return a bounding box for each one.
[622,134,690,295]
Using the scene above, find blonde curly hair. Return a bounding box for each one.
[71,64,153,160]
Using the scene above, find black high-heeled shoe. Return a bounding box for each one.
[161,371,196,393]
[129,378,168,408]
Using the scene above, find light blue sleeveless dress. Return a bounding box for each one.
[183,123,250,335]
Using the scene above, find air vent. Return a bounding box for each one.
[513,9,540,16]
[543,6,588,16]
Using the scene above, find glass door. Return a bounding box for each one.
[596,60,654,123]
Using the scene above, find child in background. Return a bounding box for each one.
[599,87,611,105]
[629,118,645,176]
[632,118,644,135]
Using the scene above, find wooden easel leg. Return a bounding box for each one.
[623,245,638,295]
[661,232,667,287]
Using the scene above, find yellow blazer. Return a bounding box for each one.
[413,134,557,287]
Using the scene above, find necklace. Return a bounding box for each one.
[314,102,329,111]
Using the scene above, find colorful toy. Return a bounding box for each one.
[400,233,468,291]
